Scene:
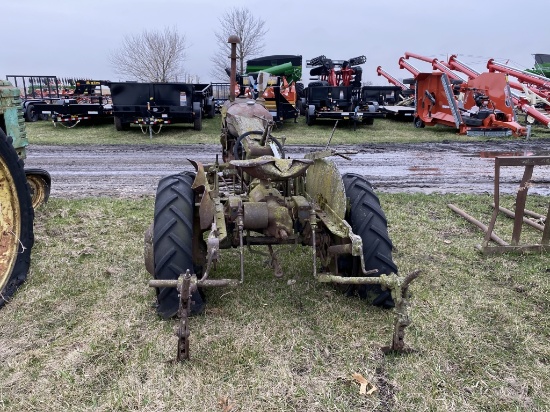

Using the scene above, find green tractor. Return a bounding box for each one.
[0,80,50,308]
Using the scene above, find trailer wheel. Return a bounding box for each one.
[193,112,202,131]
[414,116,425,128]
[24,104,39,122]
[153,172,205,318]
[362,117,374,126]
[0,129,34,309]
[306,111,316,126]
[114,116,130,131]
[340,173,397,308]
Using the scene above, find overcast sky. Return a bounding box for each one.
[3,0,549,85]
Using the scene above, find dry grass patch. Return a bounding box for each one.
[0,194,548,411]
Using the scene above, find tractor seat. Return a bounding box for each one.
[230,156,313,180]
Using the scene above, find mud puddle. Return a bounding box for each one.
[24,141,550,199]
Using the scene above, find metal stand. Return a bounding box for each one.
[449,156,550,254]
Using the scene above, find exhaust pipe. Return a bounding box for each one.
[227,35,241,102]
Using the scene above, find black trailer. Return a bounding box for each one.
[32,80,113,126]
[5,75,60,122]
[304,83,385,127]
[109,82,213,133]
[302,55,385,128]
[361,85,415,121]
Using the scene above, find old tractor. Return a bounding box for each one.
[144,36,418,361]
[0,80,51,308]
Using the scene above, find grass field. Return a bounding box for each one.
[1,116,549,411]
[24,115,550,146]
[1,194,549,411]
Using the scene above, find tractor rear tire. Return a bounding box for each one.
[153,172,204,319]
[0,129,34,308]
[341,173,397,308]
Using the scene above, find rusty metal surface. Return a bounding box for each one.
[224,99,271,137]
[450,155,550,254]
[176,272,191,361]
[231,156,312,180]
[305,158,346,220]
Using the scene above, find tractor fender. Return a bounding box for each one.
[305,158,346,221]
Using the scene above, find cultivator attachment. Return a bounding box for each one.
[150,267,420,361]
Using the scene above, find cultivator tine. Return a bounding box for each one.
[387,270,420,353]
[176,270,192,361]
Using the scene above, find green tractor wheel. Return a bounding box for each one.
[0,129,34,308]
[341,173,397,308]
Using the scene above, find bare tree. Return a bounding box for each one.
[109,27,188,82]
[210,7,268,81]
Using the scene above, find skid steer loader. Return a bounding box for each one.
[144,36,418,361]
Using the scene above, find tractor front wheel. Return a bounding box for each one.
[341,173,398,308]
[153,172,204,318]
[25,169,51,209]
[0,129,34,308]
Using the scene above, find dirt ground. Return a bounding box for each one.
[24,140,550,199]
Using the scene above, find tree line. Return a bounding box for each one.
[108,7,266,83]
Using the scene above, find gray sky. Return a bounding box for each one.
[3,0,549,85]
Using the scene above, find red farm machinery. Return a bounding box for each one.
[400,52,526,137]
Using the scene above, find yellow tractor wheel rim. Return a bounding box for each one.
[26,174,47,209]
[0,155,21,293]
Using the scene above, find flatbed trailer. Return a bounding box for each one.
[5,75,60,122]
[21,78,113,126]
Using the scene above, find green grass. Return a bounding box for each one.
[1,194,548,411]
[25,115,550,146]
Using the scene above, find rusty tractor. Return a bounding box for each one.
[144,36,418,361]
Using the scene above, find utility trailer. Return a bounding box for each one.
[109,82,214,134]
[362,85,414,121]
[32,79,113,127]
[303,55,384,128]
[5,75,60,122]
